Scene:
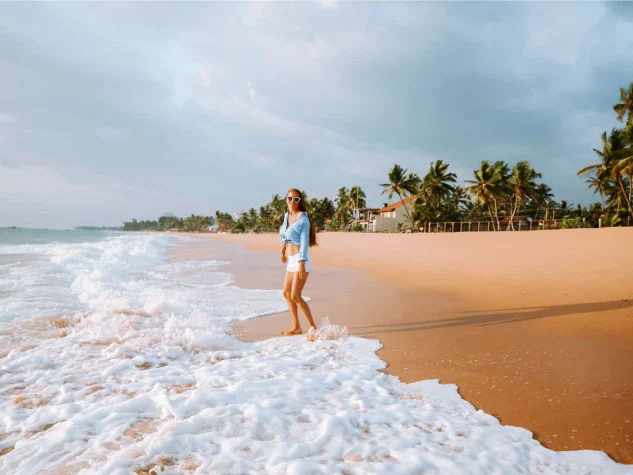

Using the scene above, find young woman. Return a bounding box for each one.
[278,188,318,335]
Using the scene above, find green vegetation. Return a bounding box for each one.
[75,226,122,231]
[577,82,633,225]
[122,215,212,232]
[380,164,420,231]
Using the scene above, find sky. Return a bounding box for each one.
[1,1,632,228]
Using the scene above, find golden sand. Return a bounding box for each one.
[176,228,633,463]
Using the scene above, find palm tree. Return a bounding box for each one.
[507,161,541,230]
[613,128,633,222]
[555,200,571,219]
[531,183,554,221]
[258,206,271,230]
[614,82,633,127]
[493,161,512,228]
[334,187,353,229]
[268,194,286,228]
[452,186,472,217]
[247,208,257,229]
[380,164,421,231]
[321,197,336,222]
[349,186,367,225]
[465,161,508,231]
[584,171,609,211]
[422,160,457,211]
[578,129,633,221]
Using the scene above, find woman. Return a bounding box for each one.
[278,188,318,335]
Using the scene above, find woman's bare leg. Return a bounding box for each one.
[280,271,301,334]
[291,272,316,330]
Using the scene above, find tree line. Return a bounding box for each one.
[122,215,211,232]
[577,82,633,227]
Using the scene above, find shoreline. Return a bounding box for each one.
[198,228,633,464]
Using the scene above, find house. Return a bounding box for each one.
[373,197,416,232]
[350,207,380,232]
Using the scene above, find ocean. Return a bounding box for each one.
[0,229,628,474]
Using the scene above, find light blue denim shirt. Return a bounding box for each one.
[279,211,310,261]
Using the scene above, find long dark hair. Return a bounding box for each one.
[288,188,317,247]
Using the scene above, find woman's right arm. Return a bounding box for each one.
[280,213,288,263]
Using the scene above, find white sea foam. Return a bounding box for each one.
[0,233,630,474]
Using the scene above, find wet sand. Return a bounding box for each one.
[178,228,633,463]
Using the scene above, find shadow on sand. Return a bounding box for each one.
[350,299,633,336]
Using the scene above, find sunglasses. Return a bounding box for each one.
[287,196,301,202]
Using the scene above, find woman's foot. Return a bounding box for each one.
[279,328,302,335]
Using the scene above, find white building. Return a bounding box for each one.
[350,208,379,232]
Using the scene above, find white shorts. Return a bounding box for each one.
[286,252,312,273]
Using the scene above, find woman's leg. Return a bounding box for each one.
[280,271,302,335]
[291,271,316,330]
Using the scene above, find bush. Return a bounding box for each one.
[231,222,245,233]
[601,214,621,227]
[562,217,585,229]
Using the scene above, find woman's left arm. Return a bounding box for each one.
[298,214,310,262]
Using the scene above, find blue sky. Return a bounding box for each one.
[1,1,632,228]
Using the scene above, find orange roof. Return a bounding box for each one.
[377,196,415,213]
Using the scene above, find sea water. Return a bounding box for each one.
[0,229,630,474]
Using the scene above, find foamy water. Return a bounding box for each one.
[0,230,630,474]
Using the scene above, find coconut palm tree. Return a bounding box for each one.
[334,187,353,229]
[321,197,336,222]
[421,160,457,211]
[349,186,366,210]
[493,161,512,227]
[578,129,633,221]
[247,208,257,228]
[315,197,336,230]
[531,183,554,221]
[452,186,472,217]
[349,186,367,225]
[507,161,541,230]
[613,128,633,222]
[554,200,572,219]
[380,164,421,231]
[614,157,633,222]
[258,206,271,230]
[584,171,609,211]
[465,161,509,231]
[268,194,287,228]
[614,82,633,127]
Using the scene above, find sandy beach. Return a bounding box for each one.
[189,228,633,464]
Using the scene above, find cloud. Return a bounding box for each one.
[256,154,280,166]
[1,2,632,227]
[0,164,209,228]
[196,65,230,89]
[0,112,16,124]
[247,80,256,102]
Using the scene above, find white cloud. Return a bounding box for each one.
[0,165,205,228]
[197,65,230,89]
[1,0,631,225]
[247,80,256,102]
[256,154,280,166]
[0,112,16,124]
